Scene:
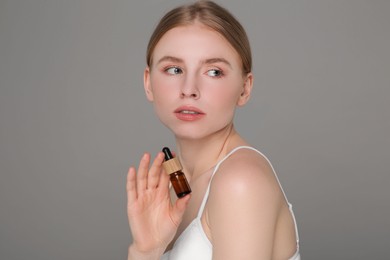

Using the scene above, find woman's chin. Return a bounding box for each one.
[167,127,208,141]
[172,132,206,141]
[168,124,233,142]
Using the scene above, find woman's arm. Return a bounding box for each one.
[127,244,165,260]
[207,151,284,260]
[126,152,190,260]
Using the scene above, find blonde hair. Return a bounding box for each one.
[146,0,252,74]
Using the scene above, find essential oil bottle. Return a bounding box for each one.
[162,147,191,198]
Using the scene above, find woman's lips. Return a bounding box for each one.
[174,106,205,121]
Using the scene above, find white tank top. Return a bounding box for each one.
[162,146,300,260]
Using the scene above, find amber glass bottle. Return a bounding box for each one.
[162,147,191,198]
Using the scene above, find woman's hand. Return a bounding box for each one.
[127,152,190,257]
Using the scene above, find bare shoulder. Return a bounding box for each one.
[210,147,283,199]
[205,147,287,258]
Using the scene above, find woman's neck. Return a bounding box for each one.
[174,124,242,181]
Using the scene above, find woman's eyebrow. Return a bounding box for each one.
[157,56,183,64]
[156,56,232,69]
[203,58,232,69]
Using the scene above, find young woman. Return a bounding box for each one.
[126,1,300,259]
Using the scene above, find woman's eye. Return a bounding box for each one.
[207,69,223,77]
[165,67,183,75]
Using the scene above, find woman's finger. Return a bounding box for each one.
[157,167,171,198]
[136,153,150,195]
[127,166,137,205]
[147,152,165,190]
[171,194,191,226]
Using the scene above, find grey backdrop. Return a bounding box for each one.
[1,0,389,259]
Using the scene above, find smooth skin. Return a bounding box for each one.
[127,23,297,260]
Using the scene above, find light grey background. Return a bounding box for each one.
[0,0,389,259]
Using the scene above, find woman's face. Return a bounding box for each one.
[144,23,253,140]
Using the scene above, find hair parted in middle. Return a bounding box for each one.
[146,0,252,75]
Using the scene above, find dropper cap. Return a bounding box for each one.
[162,147,173,160]
[162,147,182,174]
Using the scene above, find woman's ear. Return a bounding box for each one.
[144,67,154,101]
[237,72,253,106]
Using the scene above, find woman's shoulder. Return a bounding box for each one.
[209,146,283,204]
[205,146,286,249]
[215,146,277,184]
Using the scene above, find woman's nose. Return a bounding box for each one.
[180,91,199,99]
[180,76,200,99]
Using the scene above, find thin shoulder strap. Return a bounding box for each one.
[196,146,299,243]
